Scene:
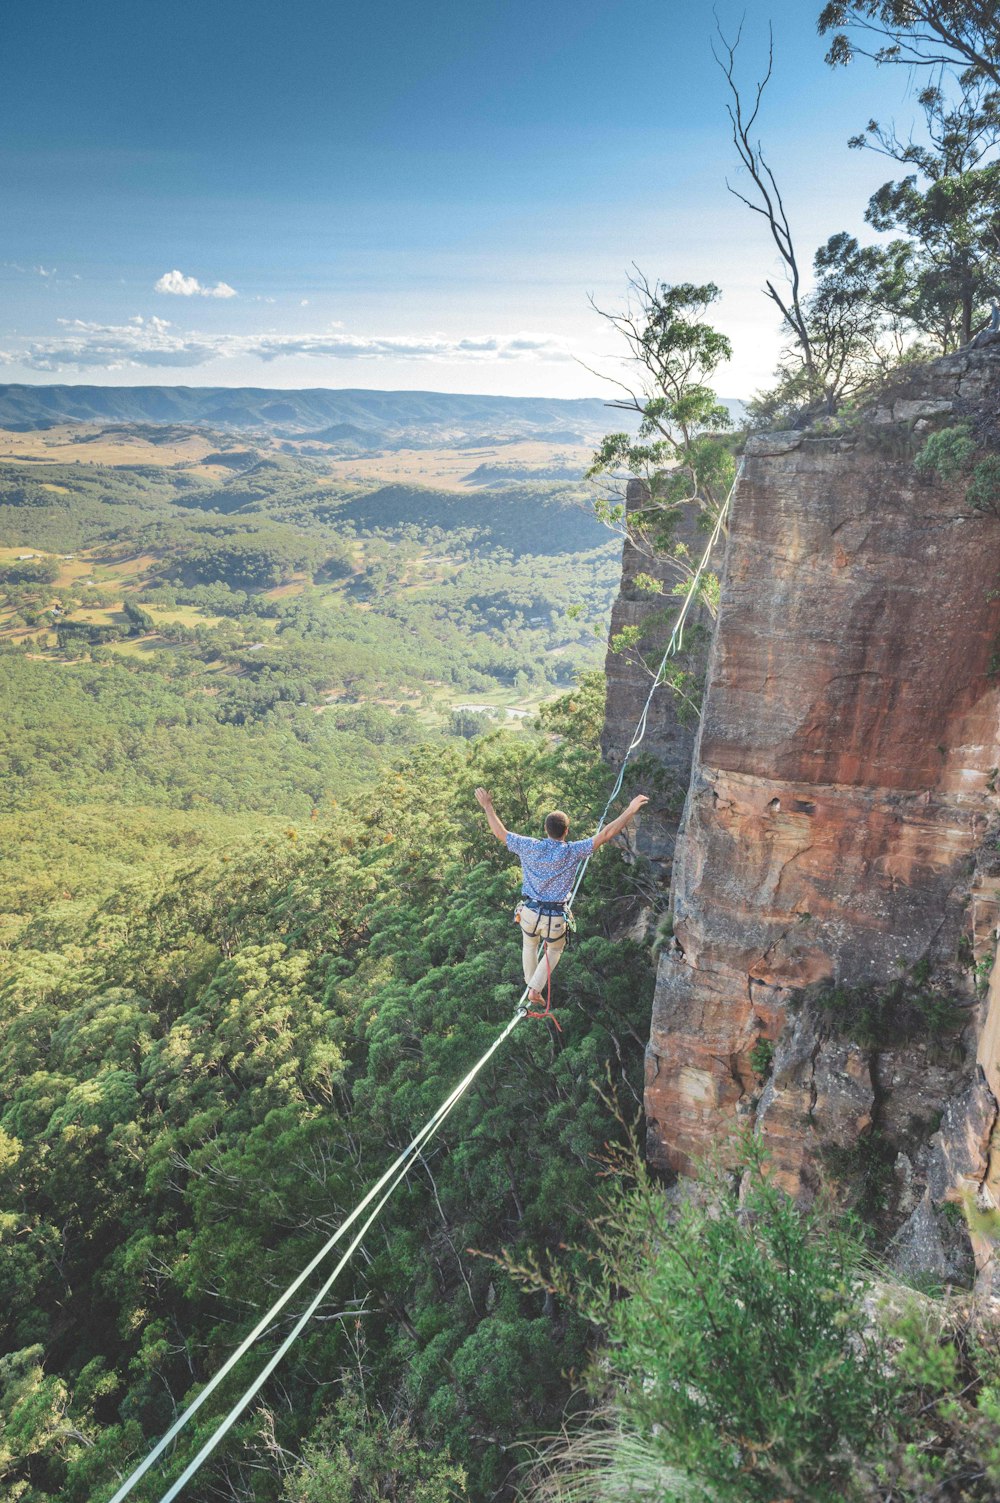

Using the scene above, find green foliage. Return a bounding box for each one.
[915,423,1000,520]
[0,722,654,1502]
[586,278,732,730]
[517,1140,892,1503]
[749,231,921,428]
[915,421,977,481]
[0,558,59,585]
[535,672,606,749]
[587,278,736,539]
[281,1387,466,1502]
[608,625,642,656]
[821,4,1000,354]
[606,1155,887,1502]
[448,706,497,740]
[748,1036,774,1077]
[819,2,1000,92]
[974,952,995,996]
[518,1145,1000,1503]
[968,455,1000,517]
[877,1297,1000,1500]
[741,5,1000,426]
[0,448,626,931]
[811,966,965,1049]
[820,1131,898,1223]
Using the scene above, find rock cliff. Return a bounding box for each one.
[604,335,1000,1284]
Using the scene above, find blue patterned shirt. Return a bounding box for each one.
[506,832,595,903]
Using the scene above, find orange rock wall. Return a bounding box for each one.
[634,340,1000,1241]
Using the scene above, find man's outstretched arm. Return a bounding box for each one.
[475,786,508,844]
[592,794,648,850]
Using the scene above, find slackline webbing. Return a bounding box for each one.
[109,457,744,1503]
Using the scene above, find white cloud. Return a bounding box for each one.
[2,262,56,277]
[0,318,573,372]
[155,269,238,299]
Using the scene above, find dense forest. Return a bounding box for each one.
[0,682,659,1502]
[0,431,661,1501]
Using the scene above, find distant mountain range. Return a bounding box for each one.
[0,384,620,446]
[0,384,745,449]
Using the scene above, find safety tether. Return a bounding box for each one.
[565,458,743,907]
[109,457,744,1503]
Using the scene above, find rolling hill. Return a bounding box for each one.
[0,384,627,446]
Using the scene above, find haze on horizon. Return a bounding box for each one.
[1,0,914,402]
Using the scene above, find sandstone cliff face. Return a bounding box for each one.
[604,336,1000,1283]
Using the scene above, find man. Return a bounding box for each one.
[474,787,649,1006]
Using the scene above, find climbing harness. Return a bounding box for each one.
[517,899,568,1028]
[516,896,569,938]
[109,458,745,1503]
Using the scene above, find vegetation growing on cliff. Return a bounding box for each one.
[587,280,736,718]
[517,1142,1000,1503]
[916,421,1000,515]
[709,6,1000,428]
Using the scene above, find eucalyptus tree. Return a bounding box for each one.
[822,2,1000,346]
[819,2,1000,88]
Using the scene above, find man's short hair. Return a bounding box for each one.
[545,810,569,839]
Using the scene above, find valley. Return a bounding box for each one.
[0,406,622,934]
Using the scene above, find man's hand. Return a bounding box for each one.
[475,787,508,843]
[592,792,649,849]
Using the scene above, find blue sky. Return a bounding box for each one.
[0,0,922,397]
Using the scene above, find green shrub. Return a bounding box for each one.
[281,1387,465,1503]
[749,1036,774,1077]
[915,424,1000,517]
[878,1300,1000,1500]
[812,968,964,1048]
[914,423,976,482]
[518,1140,892,1503]
[967,455,1000,516]
[820,1130,897,1223]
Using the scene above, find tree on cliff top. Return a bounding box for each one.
[586,276,736,542]
[825,0,1000,349]
[856,78,1000,346]
[819,2,1000,89]
[724,8,1000,426]
[716,24,916,424]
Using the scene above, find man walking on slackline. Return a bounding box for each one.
[474,787,649,1006]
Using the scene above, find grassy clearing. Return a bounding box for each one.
[143,604,225,628]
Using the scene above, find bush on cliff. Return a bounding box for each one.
[518,1136,1000,1503]
[516,1137,892,1503]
